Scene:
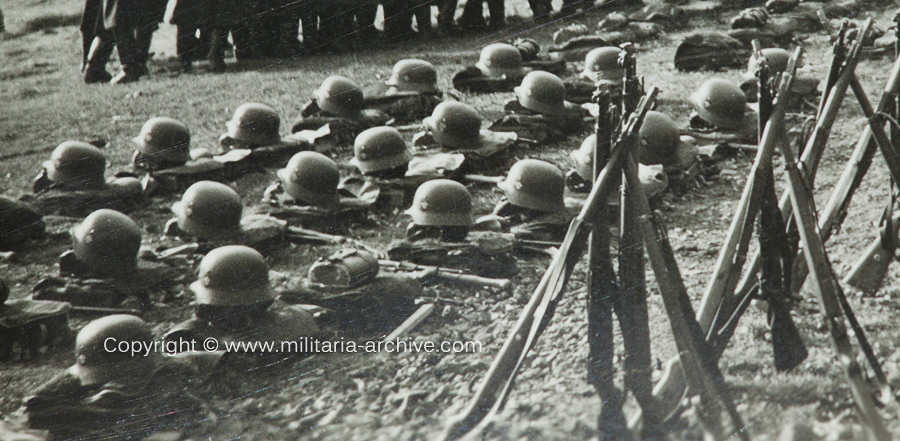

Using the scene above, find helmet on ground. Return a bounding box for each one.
[498,159,566,213]
[171,181,243,240]
[190,245,274,306]
[515,71,567,116]
[475,43,525,78]
[315,75,364,118]
[43,141,107,190]
[690,79,747,130]
[385,59,439,94]
[746,47,790,76]
[132,117,191,167]
[351,127,412,174]
[225,103,281,147]
[582,47,624,83]
[70,314,159,386]
[406,179,474,227]
[277,152,340,207]
[639,111,680,165]
[423,102,482,149]
[71,209,141,276]
[570,134,597,181]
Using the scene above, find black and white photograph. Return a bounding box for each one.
[1,0,900,439]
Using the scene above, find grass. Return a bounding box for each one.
[4,0,900,439]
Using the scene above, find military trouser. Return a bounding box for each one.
[528,0,552,19]
[298,4,321,51]
[319,1,379,50]
[382,0,414,40]
[436,0,456,29]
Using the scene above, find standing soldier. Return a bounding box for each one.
[80,0,165,84]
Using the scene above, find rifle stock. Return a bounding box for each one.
[438,88,660,441]
[843,214,900,292]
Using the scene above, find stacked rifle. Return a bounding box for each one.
[439,42,750,440]
[439,14,900,441]
[634,16,900,441]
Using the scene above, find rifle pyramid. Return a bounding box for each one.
[441,16,900,441]
[636,17,899,441]
[440,44,749,440]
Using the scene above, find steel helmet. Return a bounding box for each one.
[43,141,107,190]
[639,111,680,165]
[171,181,243,240]
[71,209,142,276]
[690,79,747,130]
[746,47,790,76]
[423,102,482,149]
[225,103,282,147]
[406,179,474,227]
[385,59,439,94]
[70,314,159,386]
[132,117,191,167]
[315,75,364,118]
[515,71,567,116]
[351,127,412,174]
[475,43,525,78]
[570,134,597,181]
[498,159,566,213]
[582,47,624,83]
[190,245,275,306]
[277,151,340,207]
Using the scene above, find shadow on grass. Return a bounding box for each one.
[5,12,81,39]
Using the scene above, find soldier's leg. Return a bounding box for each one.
[299,3,320,52]
[354,2,379,42]
[277,0,303,58]
[381,0,405,41]
[486,0,504,30]
[110,24,144,83]
[459,0,485,30]
[229,0,256,60]
[436,0,457,31]
[83,34,116,83]
[134,23,158,73]
[413,2,433,36]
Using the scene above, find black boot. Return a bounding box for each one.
[110,26,144,84]
[82,37,114,84]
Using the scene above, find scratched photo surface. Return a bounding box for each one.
[2,0,900,440]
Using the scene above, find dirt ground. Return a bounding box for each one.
[4,0,900,440]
